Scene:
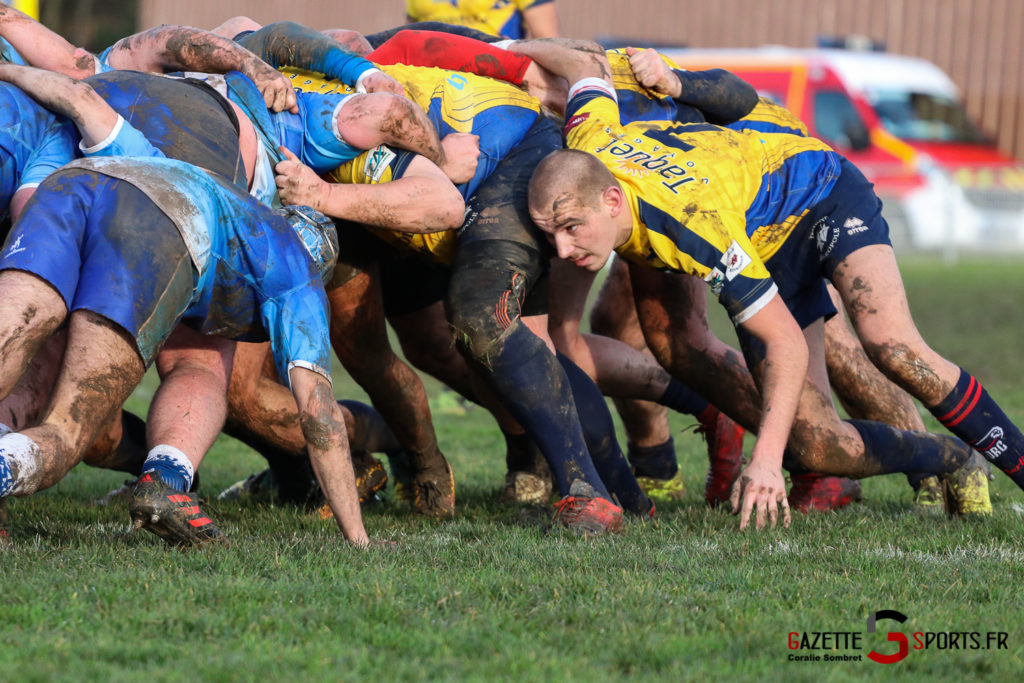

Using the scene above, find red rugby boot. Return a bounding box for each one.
[699,407,746,507]
[788,472,862,513]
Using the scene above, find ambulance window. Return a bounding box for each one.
[870,90,987,143]
[814,90,870,150]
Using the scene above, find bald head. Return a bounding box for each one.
[529,149,617,217]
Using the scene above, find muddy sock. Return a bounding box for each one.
[657,379,710,417]
[931,368,1024,489]
[848,420,971,476]
[557,352,651,514]
[481,325,610,500]
[628,437,679,479]
[141,445,194,492]
[0,454,12,497]
[0,434,41,496]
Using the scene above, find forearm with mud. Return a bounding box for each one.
[0,64,115,145]
[239,20,373,85]
[118,25,279,82]
[508,38,611,84]
[316,178,463,231]
[0,5,92,77]
[297,380,368,545]
[672,69,758,124]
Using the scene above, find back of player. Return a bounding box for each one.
[84,70,247,187]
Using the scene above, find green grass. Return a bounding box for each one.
[2,257,1024,681]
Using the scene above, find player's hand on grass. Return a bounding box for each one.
[275,146,325,210]
[248,61,299,113]
[439,133,480,185]
[730,459,791,531]
[625,47,682,98]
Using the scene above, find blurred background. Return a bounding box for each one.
[10,0,1024,254]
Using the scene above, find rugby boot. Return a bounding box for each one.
[351,450,389,504]
[911,475,946,516]
[101,472,202,506]
[788,473,862,513]
[552,480,624,535]
[943,452,993,516]
[501,469,555,505]
[0,497,10,546]
[410,459,456,518]
[628,438,685,503]
[386,450,414,504]
[501,433,554,504]
[129,472,227,547]
[699,407,747,507]
[636,470,686,503]
[217,469,278,503]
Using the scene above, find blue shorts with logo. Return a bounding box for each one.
[764,157,892,329]
[0,168,194,365]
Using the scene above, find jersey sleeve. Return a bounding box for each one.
[261,284,333,390]
[563,78,623,147]
[78,115,166,159]
[17,119,77,191]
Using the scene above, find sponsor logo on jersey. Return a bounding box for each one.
[814,217,840,257]
[364,145,397,183]
[705,267,725,294]
[845,216,868,234]
[722,241,752,280]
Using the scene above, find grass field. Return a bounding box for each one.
[2,257,1023,681]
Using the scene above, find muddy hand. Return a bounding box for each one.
[730,460,791,531]
[275,146,325,209]
[625,47,680,97]
[439,133,480,185]
[249,61,298,113]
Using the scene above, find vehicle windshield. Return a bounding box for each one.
[867,89,988,143]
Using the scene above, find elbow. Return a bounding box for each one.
[435,188,466,230]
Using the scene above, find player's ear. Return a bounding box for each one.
[602,184,625,217]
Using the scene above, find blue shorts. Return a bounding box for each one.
[764,157,892,329]
[0,169,195,365]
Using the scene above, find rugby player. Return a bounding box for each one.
[517,40,1021,529]
[237,21,657,532]
[0,69,369,546]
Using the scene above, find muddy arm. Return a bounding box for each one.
[289,366,369,546]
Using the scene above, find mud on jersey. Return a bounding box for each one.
[564,82,840,323]
[283,63,542,263]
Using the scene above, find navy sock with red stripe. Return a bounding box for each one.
[657,378,710,417]
[931,369,1024,489]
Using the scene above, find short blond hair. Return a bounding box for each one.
[529,149,617,214]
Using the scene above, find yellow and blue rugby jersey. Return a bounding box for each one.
[328,142,458,263]
[605,49,682,124]
[406,0,554,40]
[727,96,809,137]
[284,63,542,263]
[282,63,540,198]
[563,82,840,323]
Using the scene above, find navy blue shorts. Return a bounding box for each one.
[0,169,195,365]
[765,157,892,329]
